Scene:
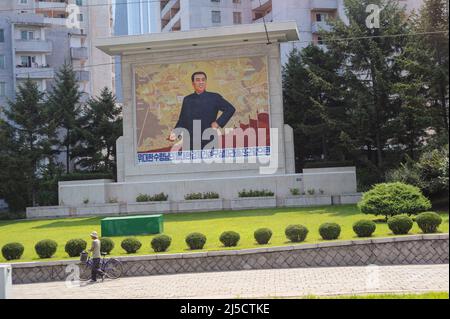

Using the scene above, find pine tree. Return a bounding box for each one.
[414,0,449,140]
[0,79,55,207]
[47,63,84,174]
[283,46,348,168]
[75,87,122,175]
[324,0,411,169]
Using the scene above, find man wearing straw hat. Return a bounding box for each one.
[89,231,104,283]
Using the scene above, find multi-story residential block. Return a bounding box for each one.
[114,0,424,59]
[0,0,114,111]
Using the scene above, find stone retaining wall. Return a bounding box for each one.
[10,234,448,285]
[26,194,362,219]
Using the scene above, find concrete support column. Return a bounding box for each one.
[0,264,12,299]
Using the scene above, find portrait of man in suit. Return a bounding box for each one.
[169,71,236,150]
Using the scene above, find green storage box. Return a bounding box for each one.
[101,215,163,237]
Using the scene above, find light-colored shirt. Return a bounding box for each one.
[90,239,101,259]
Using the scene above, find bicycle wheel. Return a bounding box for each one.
[79,263,91,281]
[103,259,123,279]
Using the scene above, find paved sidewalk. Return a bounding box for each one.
[12,264,449,299]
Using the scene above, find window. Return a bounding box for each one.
[76,0,83,5]
[20,56,37,68]
[77,14,84,22]
[233,0,241,3]
[20,0,28,4]
[0,55,5,69]
[212,11,221,23]
[316,13,329,22]
[0,83,6,97]
[211,0,220,2]
[317,36,324,45]
[233,12,242,24]
[21,30,35,40]
[0,29,4,43]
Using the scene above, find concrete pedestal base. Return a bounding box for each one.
[0,264,12,299]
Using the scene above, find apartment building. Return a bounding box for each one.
[0,0,114,112]
[115,0,423,59]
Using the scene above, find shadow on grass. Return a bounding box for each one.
[164,205,361,223]
[31,217,102,229]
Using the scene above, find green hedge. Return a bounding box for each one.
[219,231,240,247]
[35,239,58,259]
[388,215,414,235]
[151,235,172,253]
[303,161,354,169]
[185,233,207,250]
[121,238,142,254]
[353,220,377,238]
[65,239,87,257]
[285,225,309,243]
[58,172,114,182]
[319,223,341,240]
[254,228,273,245]
[100,237,115,254]
[2,242,24,261]
[416,212,443,234]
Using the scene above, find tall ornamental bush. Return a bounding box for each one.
[358,182,431,221]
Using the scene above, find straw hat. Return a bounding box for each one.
[90,231,99,238]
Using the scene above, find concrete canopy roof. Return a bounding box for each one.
[95,21,299,56]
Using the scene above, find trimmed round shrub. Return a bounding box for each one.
[185,233,207,250]
[121,238,142,254]
[64,239,87,258]
[319,223,341,240]
[285,225,309,243]
[35,239,58,259]
[358,182,432,220]
[219,231,240,247]
[100,237,115,255]
[2,243,24,261]
[151,235,172,253]
[254,228,273,245]
[353,220,377,238]
[416,212,443,234]
[388,214,414,235]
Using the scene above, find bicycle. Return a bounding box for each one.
[79,252,123,281]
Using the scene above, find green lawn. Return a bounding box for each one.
[0,205,448,263]
[298,292,449,299]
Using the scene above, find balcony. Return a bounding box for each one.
[161,0,179,18]
[310,0,338,10]
[71,47,88,60]
[15,66,55,79]
[253,11,273,24]
[15,40,53,53]
[311,21,332,33]
[43,18,67,26]
[251,0,272,11]
[161,0,181,31]
[36,1,67,11]
[75,70,90,82]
